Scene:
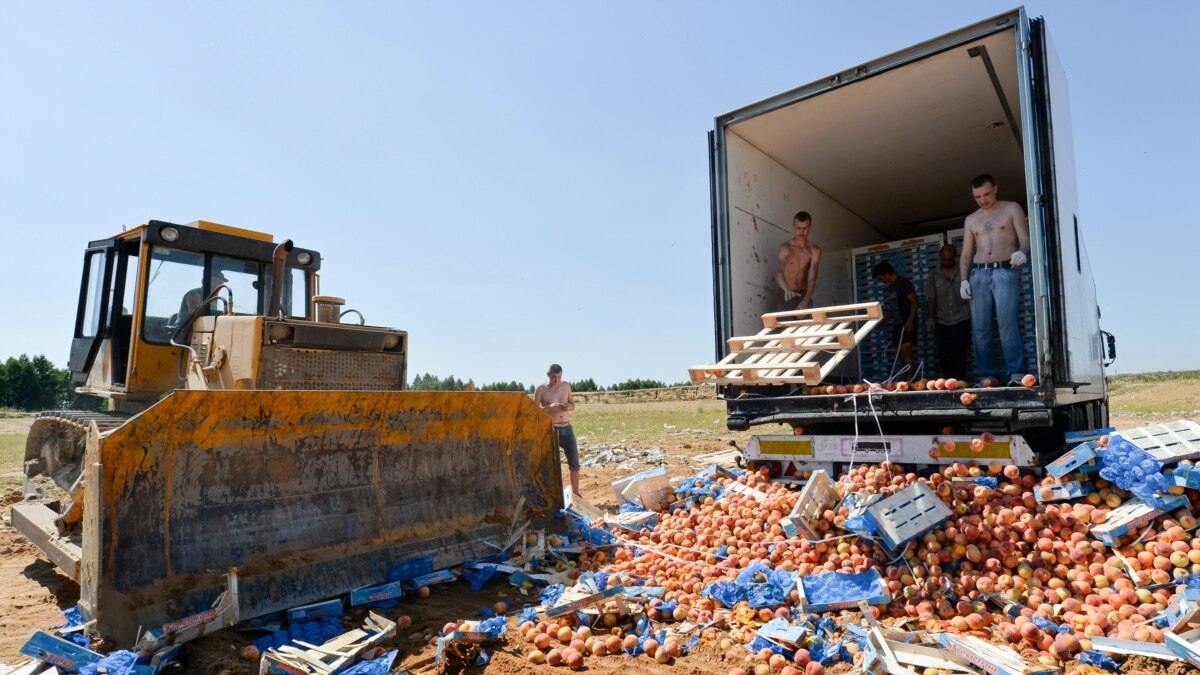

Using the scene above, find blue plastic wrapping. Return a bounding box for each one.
[253,618,343,654]
[809,635,849,665]
[1100,436,1173,507]
[701,581,747,608]
[736,562,798,609]
[800,570,887,610]
[388,555,435,583]
[475,648,491,665]
[78,650,138,675]
[1031,617,1070,634]
[591,571,611,592]
[1079,650,1120,671]
[54,606,92,649]
[463,565,500,592]
[971,477,999,489]
[539,583,566,605]
[478,616,508,635]
[749,636,794,658]
[342,650,398,675]
[518,607,539,624]
[841,512,880,536]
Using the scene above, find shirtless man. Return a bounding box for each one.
[959,174,1030,385]
[533,363,579,496]
[775,211,822,309]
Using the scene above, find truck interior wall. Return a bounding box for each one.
[725,131,879,343]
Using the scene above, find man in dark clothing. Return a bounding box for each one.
[926,244,971,380]
[872,261,918,374]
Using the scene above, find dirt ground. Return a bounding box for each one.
[1,399,1198,673]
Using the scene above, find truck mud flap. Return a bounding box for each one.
[78,390,562,644]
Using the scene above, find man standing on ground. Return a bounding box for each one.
[959,174,1030,384]
[926,244,971,380]
[872,261,918,375]
[533,363,580,497]
[776,211,822,310]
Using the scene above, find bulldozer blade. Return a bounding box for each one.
[77,390,562,644]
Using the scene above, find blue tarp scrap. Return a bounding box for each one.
[54,606,92,649]
[78,650,137,675]
[518,607,538,624]
[342,650,398,675]
[1079,650,1121,671]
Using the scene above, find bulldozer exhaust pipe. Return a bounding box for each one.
[268,239,294,318]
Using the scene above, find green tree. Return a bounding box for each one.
[571,377,602,392]
[481,380,527,392]
[408,373,465,391]
[609,378,667,392]
[0,354,101,411]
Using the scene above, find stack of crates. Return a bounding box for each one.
[851,234,943,381]
[851,230,1037,382]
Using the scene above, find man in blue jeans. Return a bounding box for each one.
[959,174,1030,385]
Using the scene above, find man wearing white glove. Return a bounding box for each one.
[960,174,1030,386]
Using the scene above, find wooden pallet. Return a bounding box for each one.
[688,302,882,386]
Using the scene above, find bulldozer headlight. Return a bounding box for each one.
[296,251,313,265]
[160,225,181,242]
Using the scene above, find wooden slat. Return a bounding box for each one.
[11,502,82,580]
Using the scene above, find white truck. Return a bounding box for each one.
[706,8,1115,473]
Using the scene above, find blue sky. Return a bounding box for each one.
[2,1,1197,387]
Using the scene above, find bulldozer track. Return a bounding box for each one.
[32,410,131,434]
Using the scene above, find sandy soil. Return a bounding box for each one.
[1,408,1198,673]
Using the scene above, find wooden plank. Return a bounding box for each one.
[11,502,82,581]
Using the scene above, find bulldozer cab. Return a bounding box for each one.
[69,219,321,411]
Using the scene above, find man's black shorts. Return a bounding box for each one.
[890,324,916,347]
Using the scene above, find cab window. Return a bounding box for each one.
[141,247,205,344]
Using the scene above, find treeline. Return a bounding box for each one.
[0,354,102,411]
[406,373,685,393]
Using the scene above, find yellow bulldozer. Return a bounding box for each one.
[13,219,563,645]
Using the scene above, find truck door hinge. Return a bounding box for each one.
[1032,194,1043,204]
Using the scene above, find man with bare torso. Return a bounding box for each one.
[775,211,822,309]
[533,363,579,496]
[959,174,1030,384]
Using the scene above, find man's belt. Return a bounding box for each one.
[972,261,1012,269]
